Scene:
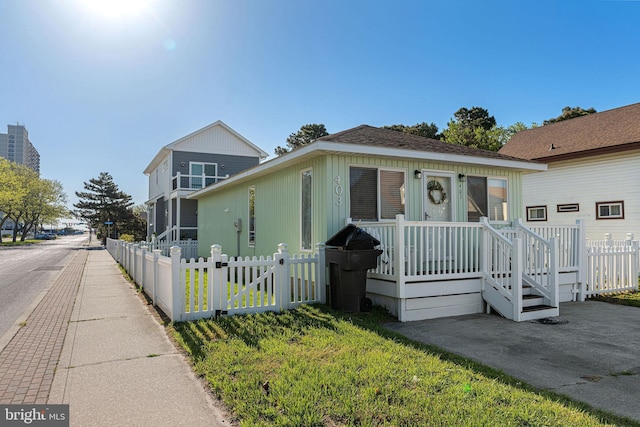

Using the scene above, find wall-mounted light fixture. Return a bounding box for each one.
[414,170,422,179]
[458,173,466,182]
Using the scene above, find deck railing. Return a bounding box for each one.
[357,216,483,281]
[141,238,198,259]
[481,218,522,320]
[511,219,559,307]
[525,222,583,271]
[355,215,564,320]
[171,171,229,192]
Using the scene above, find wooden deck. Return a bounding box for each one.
[355,215,585,322]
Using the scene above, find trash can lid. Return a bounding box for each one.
[326,224,358,247]
[326,224,380,250]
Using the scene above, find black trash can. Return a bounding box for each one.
[325,225,382,312]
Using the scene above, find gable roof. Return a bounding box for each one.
[499,103,640,161]
[317,125,534,163]
[143,120,268,175]
[189,124,544,200]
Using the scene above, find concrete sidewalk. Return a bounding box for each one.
[46,246,233,426]
[386,301,640,422]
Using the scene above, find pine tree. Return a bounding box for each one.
[74,172,135,243]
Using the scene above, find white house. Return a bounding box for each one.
[143,121,267,242]
[499,103,640,240]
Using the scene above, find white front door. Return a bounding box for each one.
[423,173,454,221]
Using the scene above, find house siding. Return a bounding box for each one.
[176,124,263,157]
[523,150,640,240]
[325,155,523,235]
[196,153,525,258]
[172,151,259,178]
[197,156,328,258]
[147,152,172,201]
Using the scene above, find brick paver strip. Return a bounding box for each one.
[0,249,88,404]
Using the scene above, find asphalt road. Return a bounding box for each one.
[0,234,89,343]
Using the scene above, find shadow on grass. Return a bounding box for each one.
[173,303,640,427]
[341,306,640,427]
[593,290,640,308]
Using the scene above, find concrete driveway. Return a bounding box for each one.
[385,301,640,422]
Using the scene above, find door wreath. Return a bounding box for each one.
[427,180,447,204]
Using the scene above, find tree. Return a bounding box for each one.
[0,159,23,234]
[0,158,68,242]
[442,106,503,151]
[74,172,135,244]
[274,124,329,155]
[19,179,68,241]
[119,204,147,242]
[383,122,441,139]
[543,106,597,125]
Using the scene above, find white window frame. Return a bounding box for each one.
[527,206,547,221]
[189,161,219,190]
[596,201,624,220]
[466,175,509,223]
[348,165,406,222]
[300,168,313,251]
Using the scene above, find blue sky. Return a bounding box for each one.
[1,0,639,207]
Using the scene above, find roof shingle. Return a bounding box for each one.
[499,103,640,161]
[317,125,534,163]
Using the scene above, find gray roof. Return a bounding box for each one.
[318,125,537,163]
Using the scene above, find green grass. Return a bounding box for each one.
[0,239,40,246]
[184,269,277,312]
[594,290,640,308]
[172,305,635,427]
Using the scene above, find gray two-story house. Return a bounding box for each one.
[144,120,267,242]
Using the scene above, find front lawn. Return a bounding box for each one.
[594,290,640,308]
[172,305,633,426]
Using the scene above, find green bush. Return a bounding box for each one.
[119,234,135,242]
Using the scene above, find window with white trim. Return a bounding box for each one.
[248,186,256,247]
[190,162,219,189]
[596,201,624,219]
[467,176,508,222]
[527,206,547,221]
[301,169,312,250]
[349,167,405,221]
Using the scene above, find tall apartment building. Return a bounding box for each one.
[0,124,40,173]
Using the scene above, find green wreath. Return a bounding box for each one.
[427,180,447,204]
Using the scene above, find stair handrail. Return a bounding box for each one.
[513,219,559,306]
[480,218,520,311]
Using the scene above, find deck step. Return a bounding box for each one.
[522,294,545,307]
[519,304,559,321]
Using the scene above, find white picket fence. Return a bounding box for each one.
[140,238,199,259]
[106,238,326,322]
[585,234,639,296]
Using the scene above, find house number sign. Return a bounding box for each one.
[334,175,343,206]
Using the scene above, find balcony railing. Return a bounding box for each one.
[171,171,230,191]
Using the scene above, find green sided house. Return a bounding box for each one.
[188,125,585,322]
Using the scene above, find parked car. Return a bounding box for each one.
[34,233,56,240]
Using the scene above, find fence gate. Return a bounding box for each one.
[215,254,279,316]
